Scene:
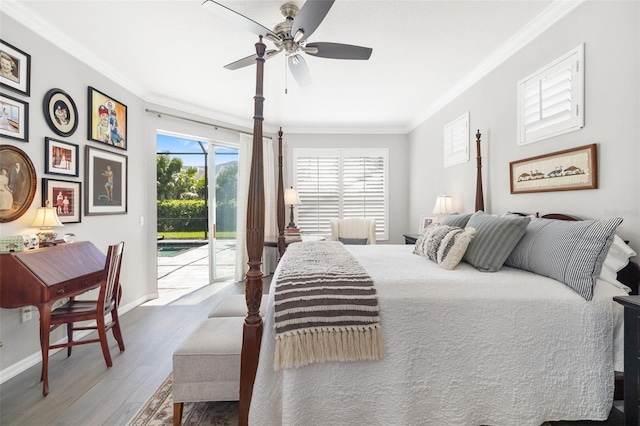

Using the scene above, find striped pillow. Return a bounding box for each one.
[463,212,531,272]
[441,213,472,228]
[413,224,476,270]
[505,217,623,300]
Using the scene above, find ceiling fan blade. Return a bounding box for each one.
[291,0,335,43]
[202,0,280,43]
[288,55,312,87]
[224,49,281,70]
[305,42,373,60]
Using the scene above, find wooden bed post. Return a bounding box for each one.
[277,128,286,258]
[239,36,266,426]
[475,130,485,212]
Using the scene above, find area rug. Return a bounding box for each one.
[128,374,238,426]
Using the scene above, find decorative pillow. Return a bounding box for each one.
[437,227,476,270]
[441,213,472,228]
[339,237,368,245]
[463,211,531,272]
[413,224,475,270]
[505,217,623,300]
[599,234,637,287]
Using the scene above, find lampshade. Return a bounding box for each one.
[284,187,301,206]
[31,201,64,246]
[432,194,454,215]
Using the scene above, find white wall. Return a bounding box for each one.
[0,15,150,375]
[408,0,640,256]
[282,133,410,244]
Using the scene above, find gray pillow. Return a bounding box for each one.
[442,214,472,228]
[463,212,531,272]
[339,237,368,245]
[505,217,623,300]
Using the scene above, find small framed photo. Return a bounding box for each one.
[0,40,31,96]
[45,137,79,177]
[0,93,28,142]
[88,86,127,150]
[0,144,37,223]
[419,215,438,233]
[42,178,81,223]
[43,88,79,137]
[85,146,127,215]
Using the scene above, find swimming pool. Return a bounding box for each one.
[157,241,207,257]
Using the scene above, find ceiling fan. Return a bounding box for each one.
[202,0,373,87]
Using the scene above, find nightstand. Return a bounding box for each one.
[403,234,419,245]
[613,295,640,425]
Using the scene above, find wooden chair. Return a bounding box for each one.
[44,241,125,393]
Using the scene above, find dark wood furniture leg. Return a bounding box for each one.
[173,402,183,426]
[614,296,640,426]
[38,303,54,396]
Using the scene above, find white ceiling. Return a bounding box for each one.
[4,0,582,134]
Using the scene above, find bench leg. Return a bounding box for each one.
[173,402,183,426]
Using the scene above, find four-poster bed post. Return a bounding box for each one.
[475,129,484,212]
[277,128,286,258]
[239,35,266,426]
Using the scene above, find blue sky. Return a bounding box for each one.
[156,134,237,167]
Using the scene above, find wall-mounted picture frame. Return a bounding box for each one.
[42,178,81,223]
[419,214,438,233]
[0,144,37,223]
[88,86,127,150]
[0,92,28,142]
[85,146,127,215]
[509,144,598,194]
[0,40,31,96]
[43,88,78,137]
[45,137,79,177]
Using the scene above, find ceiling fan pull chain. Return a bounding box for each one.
[285,57,288,95]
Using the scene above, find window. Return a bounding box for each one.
[517,44,584,145]
[293,148,388,240]
[444,112,469,167]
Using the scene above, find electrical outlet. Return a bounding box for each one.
[21,307,32,322]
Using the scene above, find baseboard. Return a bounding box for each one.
[0,293,155,384]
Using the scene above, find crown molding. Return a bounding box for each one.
[406,0,585,132]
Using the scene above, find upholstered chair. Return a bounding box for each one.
[329,218,376,245]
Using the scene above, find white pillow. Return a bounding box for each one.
[599,234,637,288]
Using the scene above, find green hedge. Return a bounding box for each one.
[157,200,206,232]
[157,199,237,233]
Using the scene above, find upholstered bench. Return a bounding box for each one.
[208,294,268,318]
[172,317,244,426]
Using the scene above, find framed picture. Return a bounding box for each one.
[85,146,127,215]
[0,40,31,96]
[42,178,81,223]
[0,144,37,223]
[45,137,79,177]
[88,86,127,150]
[0,92,28,142]
[418,214,438,233]
[43,88,78,137]
[509,144,597,194]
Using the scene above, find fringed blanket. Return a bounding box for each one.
[274,241,383,370]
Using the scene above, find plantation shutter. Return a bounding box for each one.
[517,44,584,145]
[294,149,388,240]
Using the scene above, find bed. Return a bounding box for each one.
[237,37,640,425]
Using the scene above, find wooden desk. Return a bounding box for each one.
[0,241,106,395]
[614,295,640,426]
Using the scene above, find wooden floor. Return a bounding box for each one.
[0,279,259,426]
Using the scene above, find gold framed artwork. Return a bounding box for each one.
[0,144,37,223]
[509,144,597,194]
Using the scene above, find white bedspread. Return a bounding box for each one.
[249,244,627,426]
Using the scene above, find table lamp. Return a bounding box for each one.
[31,200,64,246]
[284,187,301,229]
[432,194,454,222]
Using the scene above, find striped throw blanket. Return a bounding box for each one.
[274,241,383,370]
